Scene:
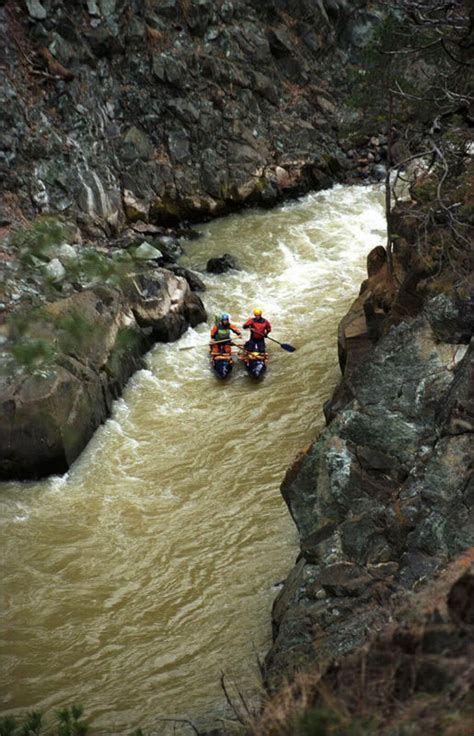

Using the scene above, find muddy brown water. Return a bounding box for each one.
[0,185,385,733]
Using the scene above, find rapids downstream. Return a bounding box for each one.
[0,185,386,733]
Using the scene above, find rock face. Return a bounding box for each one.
[0,269,206,480]
[258,550,474,734]
[264,245,474,689]
[0,0,375,230]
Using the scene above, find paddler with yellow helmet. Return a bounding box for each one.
[243,308,272,352]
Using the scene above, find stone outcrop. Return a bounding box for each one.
[0,268,206,480]
[257,550,474,735]
[264,242,474,690]
[0,0,377,232]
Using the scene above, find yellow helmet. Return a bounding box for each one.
[253,307,263,317]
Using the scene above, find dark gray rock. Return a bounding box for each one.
[165,264,206,292]
[26,0,47,20]
[167,129,190,164]
[266,248,474,689]
[318,562,373,597]
[206,253,239,273]
[425,294,474,343]
[0,0,368,232]
[0,269,206,480]
[155,235,184,262]
[120,126,154,163]
[267,26,294,58]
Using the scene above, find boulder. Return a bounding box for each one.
[0,270,206,480]
[133,242,163,260]
[44,258,66,283]
[56,243,78,264]
[26,0,47,20]
[206,253,239,274]
[155,235,184,262]
[128,268,206,338]
[318,562,373,597]
[165,264,206,292]
[123,190,149,222]
[86,0,100,16]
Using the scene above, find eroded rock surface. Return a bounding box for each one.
[0,268,206,480]
[0,0,377,231]
[258,551,474,735]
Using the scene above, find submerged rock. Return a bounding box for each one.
[206,253,239,274]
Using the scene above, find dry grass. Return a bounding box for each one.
[276,9,299,30]
[249,672,359,736]
[281,80,307,110]
[146,26,172,51]
[251,554,474,735]
[178,0,192,22]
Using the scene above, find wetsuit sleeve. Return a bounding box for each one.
[243,319,253,329]
[231,324,242,336]
[210,325,218,339]
[265,320,272,334]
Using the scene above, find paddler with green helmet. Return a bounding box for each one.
[210,312,242,354]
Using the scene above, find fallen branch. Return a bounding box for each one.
[154,717,201,735]
[38,47,75,81]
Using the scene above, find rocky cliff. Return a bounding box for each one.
[261,169,474,729]
[257,550,474,734]
[0,0,375,233]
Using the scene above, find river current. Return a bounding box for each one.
[0,185,385,733]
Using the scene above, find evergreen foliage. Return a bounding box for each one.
[11,217,71,263]
[0,706,88,736]
[0,708,154,736]
[292,707,372,736]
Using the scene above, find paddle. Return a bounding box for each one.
[179,338,243,351]
[180,336,296,353]
[265,335,296,352]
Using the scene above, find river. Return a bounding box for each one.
[0,185,386,733]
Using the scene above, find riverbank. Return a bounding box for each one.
[258,165,474,734]
[253,1,474,729]
[1,0,473,732]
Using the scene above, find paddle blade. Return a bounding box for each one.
[280,343,296,352]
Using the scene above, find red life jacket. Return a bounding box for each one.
[243,317,271,340]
